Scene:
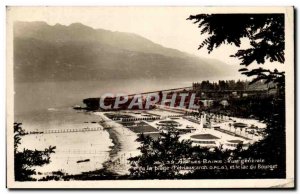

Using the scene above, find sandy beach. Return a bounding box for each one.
[94,112,141,175]
[19,126,113,177]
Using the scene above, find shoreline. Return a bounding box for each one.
[104,127,122,159]
[94,112,140,175]
[101,127,122,173]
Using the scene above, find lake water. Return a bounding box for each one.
[14,79,193,131]
[14,79,193,175]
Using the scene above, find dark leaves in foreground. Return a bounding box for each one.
[187,14,285,66]
[14,123,56,181]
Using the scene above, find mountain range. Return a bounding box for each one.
[14,21,239,82]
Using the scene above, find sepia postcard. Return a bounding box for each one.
[6,6,295,188]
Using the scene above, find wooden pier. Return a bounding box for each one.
[28,126,103,134]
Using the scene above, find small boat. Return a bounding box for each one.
[73,105,83,110]
[76,159,90,163]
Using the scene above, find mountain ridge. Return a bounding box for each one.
[14,21,191,58]
[13,21,239,82]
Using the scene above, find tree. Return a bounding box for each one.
[129,128,254,179]
[14,123,56,181]
[239,97,286,177]
[187,14,285,87]
[128,128,213,179]
[188,13,286,178]
[127,14,286,180]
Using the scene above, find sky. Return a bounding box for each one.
[7,6,285,71]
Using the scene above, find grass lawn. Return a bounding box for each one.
[190,134,220,139]
[104,113,133,120]
[128,125,158,133]
[227,140,243,143]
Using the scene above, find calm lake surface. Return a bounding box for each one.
[14,79,192,116]
[14,79,192,174]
